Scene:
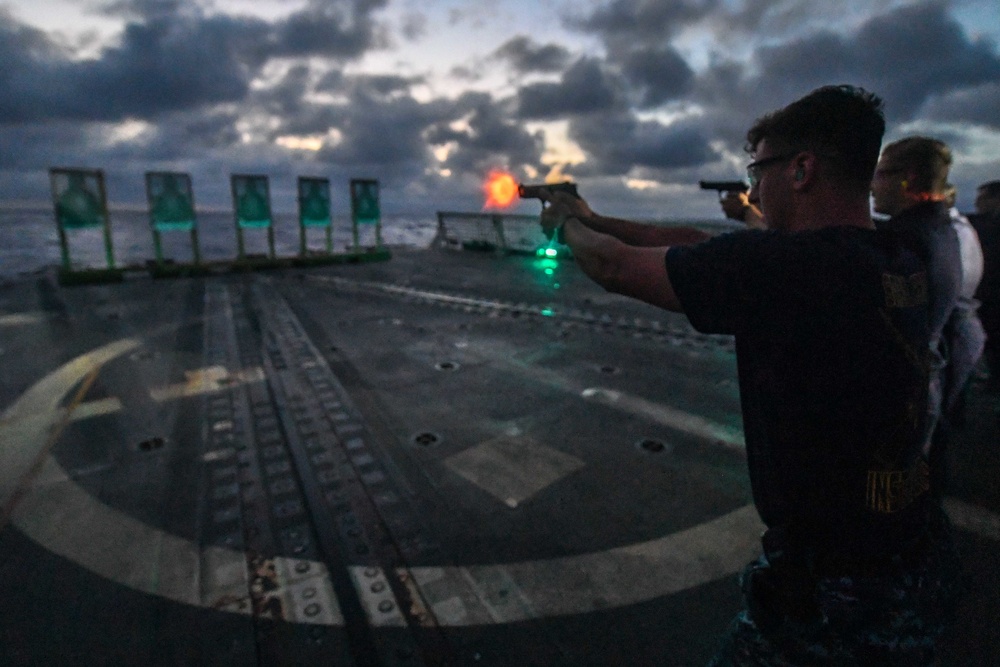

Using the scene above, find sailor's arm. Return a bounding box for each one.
[563,218,683,312]
[577,213,711,247]
[539,190,711,247]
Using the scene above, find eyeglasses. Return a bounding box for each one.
[746,153,797,188]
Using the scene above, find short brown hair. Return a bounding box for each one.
[881,137,952,195]
[746,85,885,194]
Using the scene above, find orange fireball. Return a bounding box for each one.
[483,170,519,209]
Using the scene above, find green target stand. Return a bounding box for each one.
[297,176,333,258]
[145,171,202,276]
[349,178,383,253]
[49,167,122,285]
[231,174,276,266]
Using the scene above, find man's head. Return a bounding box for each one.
[744,85,885,231]
[975,180,1000,215]
[871,137,952,217]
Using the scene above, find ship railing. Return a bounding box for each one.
[434,211,570,257]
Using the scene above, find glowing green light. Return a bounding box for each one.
[541,308,554,317]
[544,268,554,275]
[545,248,558,258]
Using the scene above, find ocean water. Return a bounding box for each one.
[0,206,439,279]
[0,205,737,280]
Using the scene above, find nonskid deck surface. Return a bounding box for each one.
[0,247,997,666]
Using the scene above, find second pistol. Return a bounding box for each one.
[699,180,749,197]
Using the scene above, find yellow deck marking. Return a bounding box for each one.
[70,397,124,421]
[149,365,266,402]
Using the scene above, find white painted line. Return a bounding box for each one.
[414,504,765,624]
[581,387,745,450]
[0,312,44,327]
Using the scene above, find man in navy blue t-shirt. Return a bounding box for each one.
[540,85,960,665]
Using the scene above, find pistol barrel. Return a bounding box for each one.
[518,182,580,199]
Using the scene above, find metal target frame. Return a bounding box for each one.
[349,178,383,251]
[231,174,276,261]
[297,176,333,256]
[49,167,118,278]
[145,171,201,268]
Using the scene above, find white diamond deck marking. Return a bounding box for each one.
[445,434,585,508]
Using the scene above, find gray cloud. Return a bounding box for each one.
[270,0,391,59]
[923,82,1000,129]
[621,46,694,108]
[571,0,720,47]
[429,92,543,175]
[707,2,1000,124]
[0,12,263,123]
[516,58,620,119]
[492,36,572,74]
[399,11,427,41]
[570,111,717,176]
[850,2,1000,118]
[0,0,392,125]
[314,89,452,177]
[97,0,195,20]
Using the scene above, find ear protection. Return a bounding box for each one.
[795,168,804,181]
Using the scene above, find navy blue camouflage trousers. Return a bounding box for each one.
[708,524,962,666]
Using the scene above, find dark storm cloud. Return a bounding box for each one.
[923,82,1000,129]
[258,64,313,116]
[315,86,450,173]
[97,0,194,20]
[0,122,91,170]
[516,58,619,119]
[265,70,427,139]
[572,0,720,46]
[621,46,694,107]
[570,111,717,176]
[425,92,542,175]
[0,0,392,125]
[719,2,1000,122]
[850,2,1000,118]
[399,11,428,41]
[270,0,390,59]
[0,12,266,123]
[492,36,572,74]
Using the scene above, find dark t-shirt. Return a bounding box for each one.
[970,211,1000,327]
[666,226,932,556]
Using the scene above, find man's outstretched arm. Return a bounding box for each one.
[578,213,712,248]
[563,217,683,313]
[539,190,711,248]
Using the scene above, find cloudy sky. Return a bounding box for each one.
[1,0,999,219]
